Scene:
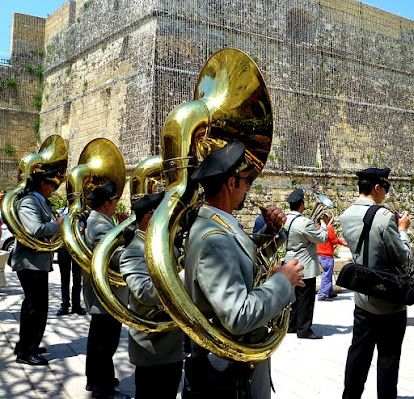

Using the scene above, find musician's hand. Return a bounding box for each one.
[116,212,129,223]
[56,217,64,226]
[322,214,330,225]
[261,205,286,232]
[273,258,305,287]
[397,211,411,232]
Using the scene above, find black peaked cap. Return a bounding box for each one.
[87,181,119,202]
[356,167,390,183]
[131,192,164,215]
[286,188,304,204]
[191,139,247,183]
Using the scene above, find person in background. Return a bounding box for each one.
[56,204,86,316]
[317,213,346,301]
[252,214,265,234]
[56,245,86,315]
[284,188,328,339]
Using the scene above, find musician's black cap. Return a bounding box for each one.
[30,170,63,188]
[191,140,251,183]
[131,192,164,220]
[87,181,120,202]
[356,167,390,184]
[286,188,304,204]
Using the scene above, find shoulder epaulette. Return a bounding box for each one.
[95,220,109,227]
[202,230,227,240]
[128,245,141,249]
[211,214,234,232]
[137,232,145,240]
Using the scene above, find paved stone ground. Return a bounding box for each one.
[0,265,413,399]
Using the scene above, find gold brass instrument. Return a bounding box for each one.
[90,155,177,332]
[248,200,291,333]
[1,135,67,251]
[385,202,414,243]
[61,138,126,286]
[310,193,335,226]
[145,48,287,362]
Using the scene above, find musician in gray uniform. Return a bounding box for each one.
[83,181,130,399]
[340,168,411,399]
[284,189,328,339]
[184,140,305,399]
[120,192,184,399]
[12,170,64,366]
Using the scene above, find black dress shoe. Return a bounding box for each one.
[92,390,131,399]
[86,378,119,392]
[328,293,338,298]
[37,347,47,354]
[298,333,323,339]
[71,306,87,315]
[56,306,69,316]
[16,354,48,366]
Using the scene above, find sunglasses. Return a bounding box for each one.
[47,181,59,190]
[382,183,390,193]
[234,175,254,185]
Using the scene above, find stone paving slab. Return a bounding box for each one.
[0,265,413,398]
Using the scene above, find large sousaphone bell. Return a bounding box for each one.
[145,49,284,362]
[91,155,177,332]
[61,138,126,286]
[1,135,68,251]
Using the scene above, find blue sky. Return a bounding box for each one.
[0,0,413,57]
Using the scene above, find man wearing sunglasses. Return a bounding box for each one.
[12,169,65,366]
[340,167,410,399]
[183,140,305,399]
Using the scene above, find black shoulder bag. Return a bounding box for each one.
[337,205,414,305]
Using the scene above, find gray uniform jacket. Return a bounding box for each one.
[184,205,294,399]
[84,210,128,314]
[11,192,60,272]
[340,198,410,315]
[284,211,328,279]
[119,230,184,366]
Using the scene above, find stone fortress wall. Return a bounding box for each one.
[0,0,413,229]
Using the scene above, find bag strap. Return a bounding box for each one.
[354,205,383,263]
[285,214,303,251]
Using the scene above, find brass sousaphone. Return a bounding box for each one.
[61,138,126,286]
[145,49,287,362]
[91,155,177,332]
[1,135,68,251]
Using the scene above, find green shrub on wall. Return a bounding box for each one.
[2,143,16,156]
